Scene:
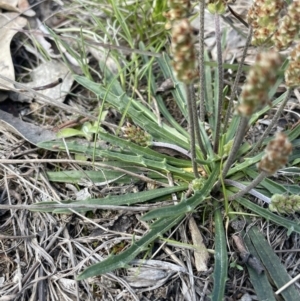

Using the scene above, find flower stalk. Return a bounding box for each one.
[198,0,206,123]
[168,7,205,176]
[223,27,253,132]
[213,13,224,153]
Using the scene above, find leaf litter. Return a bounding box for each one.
[0,1,300,301]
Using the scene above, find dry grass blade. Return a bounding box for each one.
[1,0,300,300]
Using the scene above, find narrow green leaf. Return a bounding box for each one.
[247,227,299,301]
[197,120,215,159]
[282,184,300,194]
[46,170,129,184]
[77,214,184,280]
[156,53,189,120]
[46,169,166,184]
[97,131,192,167]
[243,232,276,301]
[226,115,241,142]
[39,140,194,179]
[144,51,189,136]
[74,75,191,149]
[278,167,300,175]
[236,197,300,235]
[56,128,86,138]
[288,125,300,141]
[91,151,191,176]
[141,191,203,221]
[291,138,300,148]
[29,185,188,213]
[211,202,228,301]
[226,153,263,176]
[141,163,220,220]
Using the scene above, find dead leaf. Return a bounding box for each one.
[0,0,35,16]
[155,78,175,94]
[0,110,56,145]
[124,259,186,288]
[89,46,119,74]
[18,0,35,17]
[0,13,27,90]
[188,217,209,272]
[10,60,73,103]
[0,0,19,12]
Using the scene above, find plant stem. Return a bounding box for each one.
[190,84,207,158]
[246,88,292,157]
[227,172,267,201]
[213,13,224,153]
[224,179,271,203]
[223,27,253,133]
[185,84,199,178]
[198,0,206,123]
[221,116,249,178]
[213,116,249,193]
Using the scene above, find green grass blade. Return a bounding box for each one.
[46,170,132,184]
[290,152,300,165]
[141,190,206,221]
[288,123,300,141]
[38,140,194,179]
[226,153,263,176]
[243,232,277,301]
[97,131,192,167]
[235,197,300,235]
[197,120,215,159]
[141,162,220,221]
[225,114,241,142]
[281,183,300,194]
[46,167,167,185]
[211,201,228,301]
[29,185,189,213]
[156,53,189,120]
[77,214,184,280]
[141,46,189,137]
[74,75,191,149]
[247,226,300,301]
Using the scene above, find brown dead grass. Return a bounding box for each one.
[1,1,300,301]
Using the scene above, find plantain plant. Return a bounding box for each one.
[35,0,300,299]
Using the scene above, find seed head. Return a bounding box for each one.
[164,0,191,28]
[237,51,282,117]
[269,194,300,214]
[285,43,300,87]
[247,0,284,46]
[258,132,292,175]
[122,123,152,147]
[171,19,198,83]
[272,0,300,50]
